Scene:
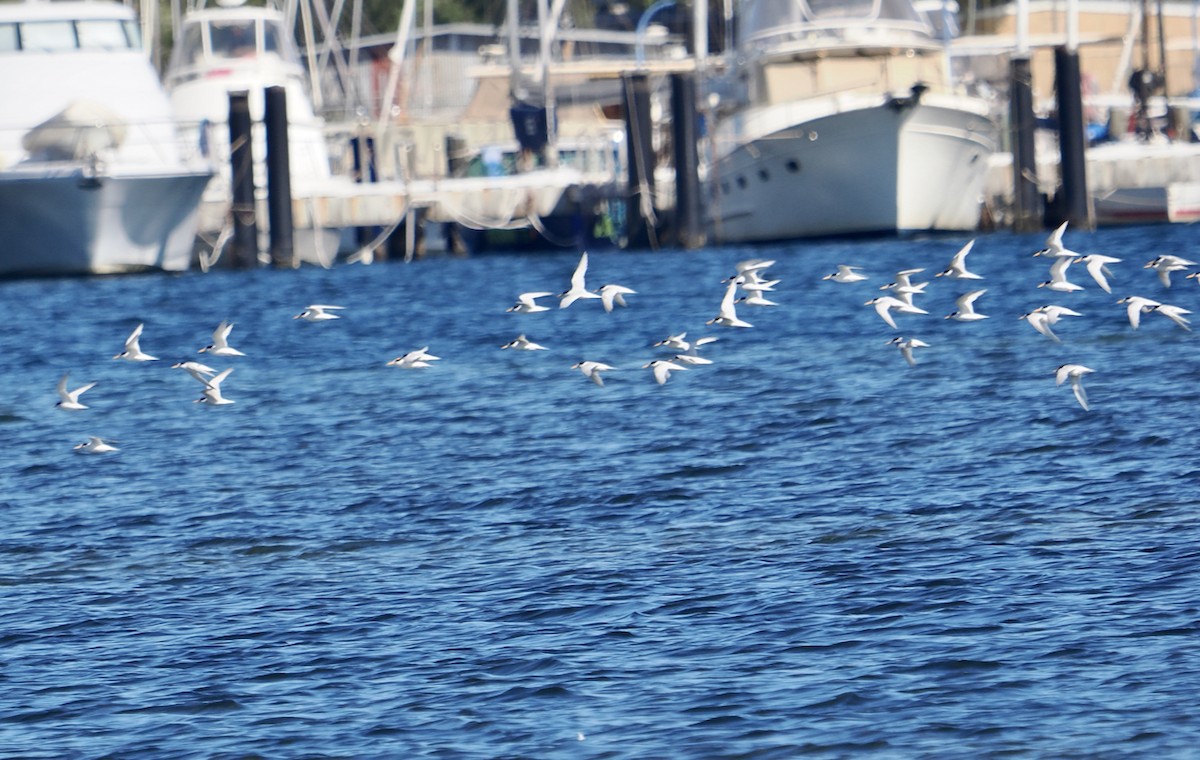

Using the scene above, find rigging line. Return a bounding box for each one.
[346,203,408,264]
[527,211,578,248]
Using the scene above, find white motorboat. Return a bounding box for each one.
[706,0,999,243]
[164,0,343,266]
[0,0,212,277]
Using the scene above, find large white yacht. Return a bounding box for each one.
[706,0,999,243]
[0,0,212,277]
[164,0,343,266]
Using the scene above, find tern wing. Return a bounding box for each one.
[1084,260,1112,293]
[205,367,233,390]
[873,300,899,330]
[599,288,617,313]
[570,252,589,290]
[1030,314,1061,342]
[518,291,553,306]
[718,279,739,317]
[950,240,975,268]
[958,289,986,309]
[1071,378,1090,411]
[1048,256,1073,280]
[125,323,144,350]
[213,321,234,344]
[1046,220,1068,249]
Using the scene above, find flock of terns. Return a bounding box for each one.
[56,222,1197,452]
[59,250,779,454]
[823,220,1196,412]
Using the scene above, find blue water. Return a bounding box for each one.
[3,224,1200,758]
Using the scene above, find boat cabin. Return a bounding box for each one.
[167,6,300,81]
[733,0,957,108]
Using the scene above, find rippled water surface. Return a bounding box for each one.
[3,225,1200,758]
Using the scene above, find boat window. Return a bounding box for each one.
[742,0,933,46]
[263,21,283,55]
[123,19,141,49]
[176,22,203,65]
[804,0,883,22]
[210,20,256,59]
[76,20,130,50]
[0,23,17,53]
[805,0,925,25]
[19,21,77,52]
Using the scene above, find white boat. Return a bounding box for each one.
[0,0,212,277]
[164,0,343,266]
[707,0,999,243]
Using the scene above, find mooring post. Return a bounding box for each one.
[1054,45,1093,229]
[1009,56,1042,232]
[622,71,656,249]
[264,86,295,268]
[227,91,258,268]
[670,72,705,250]
[444,134,468,255]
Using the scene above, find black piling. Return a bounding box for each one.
[669,72,704,250]
[227,91,258,268]
[264,85,294,268]
[1008,56,1042,232]
[444,134,469,255]
[1054,46,1092,229]
[445,133,468,177]
[622,71,656,249]
[351,128,382,257]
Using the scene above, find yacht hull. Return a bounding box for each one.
[0,167,211,277]
[709,96,998,243]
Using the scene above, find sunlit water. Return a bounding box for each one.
[3,224,1200,758]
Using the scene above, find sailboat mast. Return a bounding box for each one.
[1156,0,1169,95]
[377,0,417,128]
[507,0,523,101]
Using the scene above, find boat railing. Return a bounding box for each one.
[1,117,211,170]
[740,18,940,53]
[320,123,625,186]
[177,116,333,180]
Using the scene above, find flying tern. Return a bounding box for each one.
[823,265,867,284]
[935,240,983,280]
[74,436,119,454]
[886,336,930,367]
[643,359,689,385]
[559,252,603,309]
[1055,364,1094,411]
[865,295,928,330]
[294,304,345,321]
[113,323,158,362]
[506,292,554,314]
[199,320,245,356]
[55,373,96,411]
[501,334,548,351]
[945,289,988,321]
[596,283,636,313]
[571,360,615,386]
